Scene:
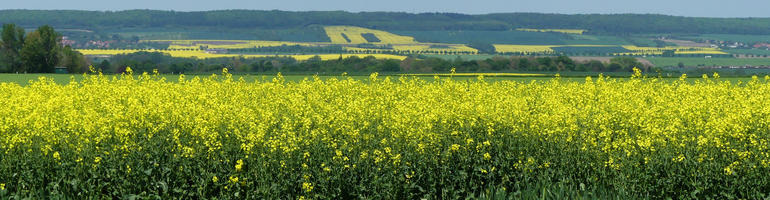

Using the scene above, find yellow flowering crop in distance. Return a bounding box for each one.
[344,44,479,55]
[516,28,586,34]
[145,40,315,50]
[493,44,615,54]
[492,44,728,55]
[324,26,416,44]
[0,71,768,198]
[76,49,405,61]
[139,27,480,55]
[618,46,728,55]
[493,44,556,54]
[391,44,478,54]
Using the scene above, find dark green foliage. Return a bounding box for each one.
[60,47,88,73]
[104,52,651,74]
[20,25,61,73]
[340,33,351,43]
[0,24,88,73]
[360,33,380,43]
[0,24,25,72]
[662,50,676,57]
[104,52,404,74]
[428,44,451,49]
[467,42,496,54]
[97,60,111,71]
[4,10,770,35]
[609,57,644,71]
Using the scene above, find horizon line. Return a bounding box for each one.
[1,9,768,19]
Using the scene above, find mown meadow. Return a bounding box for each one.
[0,69,769,199]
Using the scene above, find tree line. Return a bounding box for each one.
[0,24,87,73]
[3,10,770,35]
[98,51,650,74]
[0,23,650,75]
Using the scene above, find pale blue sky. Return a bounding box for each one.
[4,0,768,18]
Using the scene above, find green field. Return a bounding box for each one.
[725,49,770,56]
[391,30,570,45]
[562,35,632,45]
[645,57,770,67]
[105,27,331,42]
[390,30,665,47]
[683,34,770,43]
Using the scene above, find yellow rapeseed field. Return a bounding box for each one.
[139,27,480,55]
[0,69,768,198]
[324,26,416,44]
[618,46,728,55]
[516,28,586,34]
[344,44,478,54]
[492,44,728,55]
[493,44,613,54]
[493,44,556,54]
[145,40,315,50]
[76,49,406,60]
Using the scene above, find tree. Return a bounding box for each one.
[556,55,575,71]
[60,46,87,73]
[377,59,401,72]
[97,60,111,72]
[21,25,61,73]
[1,24,25,72]
[586,60,605,71]
[468,42,495,54]
[518,58,533,70]
[610,57,642,72]
[662,50,676,57]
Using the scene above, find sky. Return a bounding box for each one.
[3,0,769,18]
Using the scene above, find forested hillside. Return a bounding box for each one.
[3,10,770,34]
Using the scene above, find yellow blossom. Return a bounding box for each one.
[450,144,460,151]
[235,159,244,172]
[302,182,313,193]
